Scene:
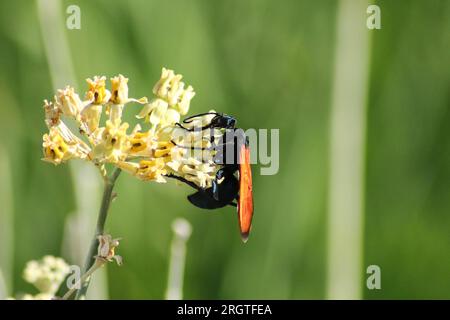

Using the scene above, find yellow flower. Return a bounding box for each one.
[153,68,180,100]
[154,140,174,158]
[115,160,140,175]
[137,98,181,128]
[80,104,103,134]
[110,74,129,105]
[137,98,166,123]
[175,84,195,115]
[91,120,130,163]
[164,108,181,125]
[85,76,111,105]
[180,158,216,189]
[116,158,167,182]
[42,126,90,164]
[108,75,148,123]
[152,68,195,115]
[128,130,152,156]
[55,86,84,119]
[138,158,167,182]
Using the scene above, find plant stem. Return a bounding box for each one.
[326,0,370,299]
[62,259,105,300]
[75,168,121,300]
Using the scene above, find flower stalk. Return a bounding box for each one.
[63,259,103,300]
[75,168,121,299]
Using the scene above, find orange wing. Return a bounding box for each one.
[238,143,254,243]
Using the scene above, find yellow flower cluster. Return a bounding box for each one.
[42,68,220,188]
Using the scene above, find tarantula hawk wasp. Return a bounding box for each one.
[167,112,254,242]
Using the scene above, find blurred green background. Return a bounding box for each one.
[0,0,449,299]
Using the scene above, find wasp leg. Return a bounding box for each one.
[165,173,204,192]
[170,139,215,151]
[170,138,235,152]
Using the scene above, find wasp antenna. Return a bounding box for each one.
[175,122,189,130]
[183,112,220,123]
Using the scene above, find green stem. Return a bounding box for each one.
[62,259,104,300]
[74,168,121,300]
